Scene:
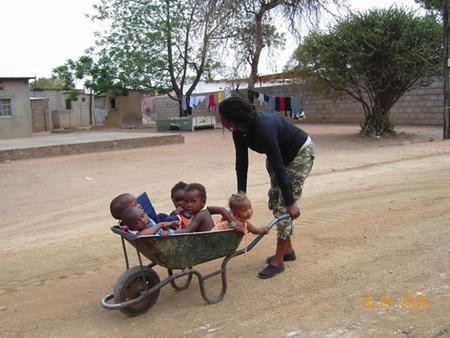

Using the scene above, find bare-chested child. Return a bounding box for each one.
[214,193,269,235]
[121,206,178,236]
[175,183,235,233]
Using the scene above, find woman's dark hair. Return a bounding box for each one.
[218,96,256,129]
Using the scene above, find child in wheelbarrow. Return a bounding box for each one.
[121,206,179,236]
[110,192,178,225]
[214,193,269,235]
[169,181,191,228]
[174,183,237,233]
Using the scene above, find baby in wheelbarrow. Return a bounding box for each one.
[121,206,178,236]
[214,192,269,235]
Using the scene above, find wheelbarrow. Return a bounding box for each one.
[100,214,290,316]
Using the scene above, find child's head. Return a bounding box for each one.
[171,181,187,209]
[122,206,149,232]
[110,193,139,219]
[184,183,206,215]
[229,193,253,221]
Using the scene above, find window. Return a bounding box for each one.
[65,99,72,110]
[110,98,116,109]
[0,98,12,116]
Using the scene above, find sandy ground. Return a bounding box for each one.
[0,124,449,338]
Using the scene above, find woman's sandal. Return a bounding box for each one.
[258,263,285,279]
[265,250,296,264]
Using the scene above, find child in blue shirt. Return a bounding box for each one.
[121,206,179,236]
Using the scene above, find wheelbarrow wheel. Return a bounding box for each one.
[113,265,160,316]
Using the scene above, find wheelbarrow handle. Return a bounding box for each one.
[100,291,149,310]
[230,213,291,258]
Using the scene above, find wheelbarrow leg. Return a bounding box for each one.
[192,254,236,304]
[168,268,194,290]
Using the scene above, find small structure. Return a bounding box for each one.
[30,89,93,130]
[95,91,143,128]
[0,77,34,139]
[30,97,50,132]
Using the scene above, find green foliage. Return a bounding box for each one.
[414,0,442,13]
[292,7,442,136]
[30,77,66,90]
[52,54,118,101]
[89,0,235,115]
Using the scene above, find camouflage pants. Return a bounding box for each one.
[266,140,315,240]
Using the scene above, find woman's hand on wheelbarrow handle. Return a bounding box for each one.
[286,203,301,219]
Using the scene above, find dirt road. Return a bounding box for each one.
[1,125,449,337]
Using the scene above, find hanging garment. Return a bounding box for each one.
[185,96,192,116]
[217,91,223,103]
[284,97,292,117]
[258,93,265,104]
[190,96,205,108]
[279,96,285,114]
[224,87,232,99]
[266,96,275,113]
[264,94,270,102]
[291,96,300,118]
[186,96,191,109]
[190,96,197,108]
[275,97,280,112]
[208,94,216,112]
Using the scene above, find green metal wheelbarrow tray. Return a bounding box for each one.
[100,214,290,316]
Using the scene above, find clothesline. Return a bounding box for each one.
[248,89,304,119]
[181,88,304,119]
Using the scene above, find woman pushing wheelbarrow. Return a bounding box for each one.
[218,96,315,279]
[100,96,314,316]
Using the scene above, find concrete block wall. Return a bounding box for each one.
[304,77,444,126]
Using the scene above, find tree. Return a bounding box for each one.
[91,0,236,116]
[415,0,442,13]
[228,0,342,90]
[292,7,442,136]
[30,77,65,90]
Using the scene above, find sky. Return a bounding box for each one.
[0,0,422,80]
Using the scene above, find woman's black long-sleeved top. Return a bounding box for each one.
[232,112,309,206]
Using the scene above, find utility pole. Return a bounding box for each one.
[444,0,450,139]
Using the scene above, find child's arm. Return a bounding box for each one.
[207,206,234,222]
[208,206,243,232]
[139,223,164,235]
[246,221,269,235]
[139,221,179,235]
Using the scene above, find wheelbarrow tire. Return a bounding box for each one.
[113,265,160,316]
